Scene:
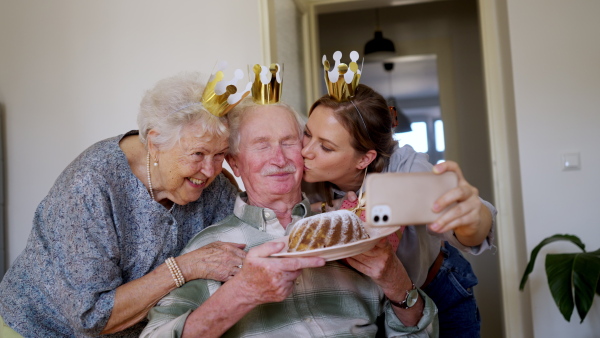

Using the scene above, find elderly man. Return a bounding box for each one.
[141,101,438,338]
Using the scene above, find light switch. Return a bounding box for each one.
[562,153,581,171]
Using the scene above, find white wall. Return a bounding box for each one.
[0,0,262,265]
[506,0,600,336]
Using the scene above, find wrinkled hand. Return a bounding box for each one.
[233,242,326,306]
[428,161,485,239]
[179,241,247,282]
[348,239,425,327]
[345,238,411,298]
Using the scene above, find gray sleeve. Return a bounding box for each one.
[385,145,434,174]
[439,198,497,255]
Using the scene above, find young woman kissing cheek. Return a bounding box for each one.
[301,105,373,192]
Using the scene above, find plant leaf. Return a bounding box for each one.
[572,252,600,323]
[586,249,600,296]
[520,234,585,290]
[546,253,576,321]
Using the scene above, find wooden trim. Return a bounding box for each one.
[306,3,322,105]
[478,0,533,336]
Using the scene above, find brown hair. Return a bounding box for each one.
[309,84,397,204]
[309,84,396,173]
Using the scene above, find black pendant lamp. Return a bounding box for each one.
[364,9,396,70]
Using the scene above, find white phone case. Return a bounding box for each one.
[365,171,458,227]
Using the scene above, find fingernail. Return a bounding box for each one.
[430,223,440,231]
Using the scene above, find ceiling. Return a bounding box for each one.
[313,0,448,14]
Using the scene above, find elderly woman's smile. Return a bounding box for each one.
[150,122,230,206]
[188,177,205,186]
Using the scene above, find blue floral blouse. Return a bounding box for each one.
[0,131,237,337]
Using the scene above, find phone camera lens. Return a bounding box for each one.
[374,216,380,223]
[382,215,389,222]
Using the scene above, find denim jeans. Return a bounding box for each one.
[423,241,481,338]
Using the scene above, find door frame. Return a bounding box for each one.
[259,0,532,336]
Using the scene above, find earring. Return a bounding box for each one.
[154,156,158,167]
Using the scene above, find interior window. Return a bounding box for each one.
[394,118,445,165]
[394,122,428,153]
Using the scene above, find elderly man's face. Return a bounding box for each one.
[229,106,303,201]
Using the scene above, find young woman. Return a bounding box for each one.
[301,84,496,337]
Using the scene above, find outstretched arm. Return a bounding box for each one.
[428,160,493,247]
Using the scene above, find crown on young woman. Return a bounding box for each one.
[249,63,283,104]
[322,51,362,102]
[201,61,252,117]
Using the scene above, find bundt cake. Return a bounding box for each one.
[288,210,369,252]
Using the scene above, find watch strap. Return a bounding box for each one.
[388,284,418,309]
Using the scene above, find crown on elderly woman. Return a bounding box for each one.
[201,61,252,117]
[250,63,283,104]
[322,51,362,102]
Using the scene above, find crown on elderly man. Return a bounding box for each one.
[201,61,252,117]
[249,63,283,104]
[322,51,362,102]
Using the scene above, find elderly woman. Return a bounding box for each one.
[0,72,247,337]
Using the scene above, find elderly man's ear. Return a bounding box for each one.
[226,154,242,177]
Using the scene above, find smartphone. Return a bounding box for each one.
[365,171,458,227]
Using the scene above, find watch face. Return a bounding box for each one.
[406,289,419,308]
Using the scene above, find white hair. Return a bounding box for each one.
[226,97,306,156]
[137,72,228,150]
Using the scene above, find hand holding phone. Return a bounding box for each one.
[365,171,458,227]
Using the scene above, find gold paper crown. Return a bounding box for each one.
[322,51,362,102]
[249,63,283,104]
[201,61,251,117]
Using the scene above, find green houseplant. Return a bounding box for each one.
[520,234,600,323]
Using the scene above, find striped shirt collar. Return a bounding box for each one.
[233,192,311,236]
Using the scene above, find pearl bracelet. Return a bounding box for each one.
[165,257,185,288]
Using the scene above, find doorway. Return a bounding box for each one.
[315,2,502,337]
[361,55,445,165]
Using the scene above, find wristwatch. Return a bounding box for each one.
[388,284,419,309]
